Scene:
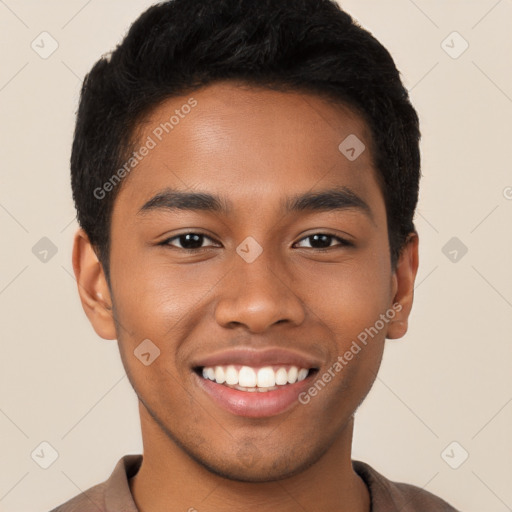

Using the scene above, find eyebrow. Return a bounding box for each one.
[137,186,374,222]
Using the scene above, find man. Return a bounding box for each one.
[51,0,460,510]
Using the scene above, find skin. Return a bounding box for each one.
[73,81,419,512]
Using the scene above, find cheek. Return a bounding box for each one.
[302,250,392,337]
[110,248,202,327]
[296,254,391,416]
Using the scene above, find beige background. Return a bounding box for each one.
[1,1,511,511]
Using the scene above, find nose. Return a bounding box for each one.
[214,250,306,333]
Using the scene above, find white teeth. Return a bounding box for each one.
[214,366,225,384]
[200,364,312,390]
[238,366,257,387]
[297,368,309,381]
[275,367,288,385]
[257,367,275,387]
[287,366,298,384]
[225,365,238,385]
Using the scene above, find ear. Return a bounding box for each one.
[386,232,419,340]
[72,228,117,340]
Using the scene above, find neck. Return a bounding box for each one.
[130,404,370,512]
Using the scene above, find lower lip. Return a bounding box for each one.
[194,371,316,418]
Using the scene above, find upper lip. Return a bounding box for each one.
[191,347,322,370]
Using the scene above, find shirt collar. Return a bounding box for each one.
[101,454,427,512]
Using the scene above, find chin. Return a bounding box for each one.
[198,461,303,483]
[191,445,326,483]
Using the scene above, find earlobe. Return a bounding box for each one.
[72,228,117,340]
[386,232,419,340]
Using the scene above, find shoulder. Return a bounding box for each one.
[48,481,108,512]
[48,455,142,512]
[352,459,461,512]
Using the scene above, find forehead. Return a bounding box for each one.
[115,81,383,217]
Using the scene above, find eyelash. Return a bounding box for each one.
[158,232,354,251]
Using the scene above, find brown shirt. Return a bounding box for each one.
[49,454,460,511]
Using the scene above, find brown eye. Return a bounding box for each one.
[161,232,218,250]
[295,233,353,249]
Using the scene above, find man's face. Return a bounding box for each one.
[98,82,408,481]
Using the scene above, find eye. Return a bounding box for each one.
[159,232,353,251]
[160,232,219,251]
[294,233,353,250]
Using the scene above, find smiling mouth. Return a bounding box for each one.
[193,364,319,392]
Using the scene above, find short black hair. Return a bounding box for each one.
[71,0,420,285]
